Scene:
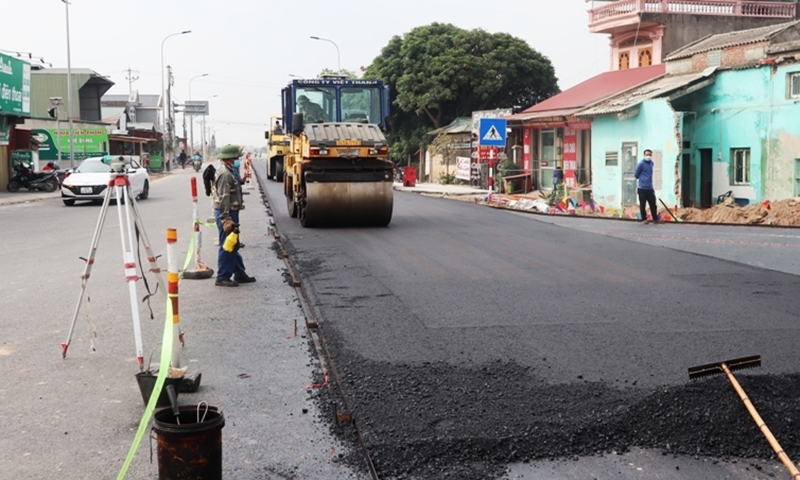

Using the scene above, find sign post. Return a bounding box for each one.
[479,118,507,193]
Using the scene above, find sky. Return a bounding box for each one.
[2,0,611,149]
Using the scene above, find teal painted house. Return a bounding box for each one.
[578,20,800,210]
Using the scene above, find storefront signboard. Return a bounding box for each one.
[33,128,109,161]
[0,52,31,116]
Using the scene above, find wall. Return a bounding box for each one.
[673,63,800,202]
[590,99,682,209]
[648,14,799,59]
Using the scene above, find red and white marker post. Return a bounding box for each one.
[166,228,187,378]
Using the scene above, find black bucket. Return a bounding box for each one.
[135,372,183,408]
[153,405,225,480]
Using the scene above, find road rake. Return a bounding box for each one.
[688,355,800,479]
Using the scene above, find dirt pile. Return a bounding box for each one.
[455,193,800,226]
[680,198,800,226]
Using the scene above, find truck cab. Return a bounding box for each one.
[265,115,288,181]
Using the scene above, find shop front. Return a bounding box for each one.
[0,52,31,186]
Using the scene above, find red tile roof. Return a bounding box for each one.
[519,64,666,115]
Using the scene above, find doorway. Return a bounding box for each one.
[699,148,713,208]
[621,142,638,206]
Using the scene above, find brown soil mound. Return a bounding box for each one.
[456,193,800,226]
[678,198,800,226]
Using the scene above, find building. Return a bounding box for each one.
[578,20,800,209]
[508,65,665,190]
[588,0,798,71]
[0,52,31,186]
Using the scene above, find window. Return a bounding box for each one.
[731,148,750,185]
[708,50,722,68]
[619,52,630,70]
[295,86,337,123]
[341,86,382,125]
[638,48,653,67]
[789,72,800,99]
[605,151,619,166]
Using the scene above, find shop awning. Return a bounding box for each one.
[508,64,666,126]
[108,135,149,143]
[576,68,716,117]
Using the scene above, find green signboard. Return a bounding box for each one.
[10,149,33,169]
[0,124,8,144]
[0,53,31,116]
[33,128,109,161]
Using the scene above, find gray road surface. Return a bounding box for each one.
[0,165,365,480]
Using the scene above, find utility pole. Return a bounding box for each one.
[125,68,139,98]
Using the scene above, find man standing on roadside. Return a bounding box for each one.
[635,149,658,224]
[213,144,256,287]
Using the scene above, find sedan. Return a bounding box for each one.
[61,156,150,206]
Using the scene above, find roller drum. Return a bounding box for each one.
[302,170,393,227]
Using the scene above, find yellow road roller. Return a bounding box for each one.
[280,77,393,227]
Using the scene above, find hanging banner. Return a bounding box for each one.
[563,126,578,188]
[454,157,471,181]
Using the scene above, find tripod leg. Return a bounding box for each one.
[115,182,145,370]
[128,194,165,292]
[63,185,114,359]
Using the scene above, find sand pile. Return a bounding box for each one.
[679,198,800,226]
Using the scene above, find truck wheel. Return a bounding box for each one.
[275,160,284,183]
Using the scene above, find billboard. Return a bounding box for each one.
[0,52,31,116]
[33,128,109,161]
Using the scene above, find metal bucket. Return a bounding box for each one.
[153,404,225,480]
[134,372,183,408]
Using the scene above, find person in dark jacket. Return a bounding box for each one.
[634,149,658,224]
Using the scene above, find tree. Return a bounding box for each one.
[365,23,559,160]
[317,67,360,79]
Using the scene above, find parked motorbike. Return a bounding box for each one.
[41,161,70,185]
[7,162,60,193]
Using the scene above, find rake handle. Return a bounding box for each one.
[722,364,800,478]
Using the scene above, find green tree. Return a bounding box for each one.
[317,68,360,79]
[366,23,559,160]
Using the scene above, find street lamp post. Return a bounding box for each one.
[310,36,341,73]
[62,0,75,169]
[161,30,191,172]
[188,73,208,155]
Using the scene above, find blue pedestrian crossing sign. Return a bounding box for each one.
[479,118,507,147]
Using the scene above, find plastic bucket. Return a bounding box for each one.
[153,405,225,480]
[134,372,183,408]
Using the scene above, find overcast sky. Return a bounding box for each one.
[3,0,610,148]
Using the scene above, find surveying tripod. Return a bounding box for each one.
[61,157,165,370]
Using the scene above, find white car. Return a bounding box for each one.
[61,156,150,206]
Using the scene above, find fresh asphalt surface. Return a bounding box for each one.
[260,163,800,479]
[1,160,799,479]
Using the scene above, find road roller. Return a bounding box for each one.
[280,77,394,227]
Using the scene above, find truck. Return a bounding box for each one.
[265,115,289,181]
[279,77,394,227]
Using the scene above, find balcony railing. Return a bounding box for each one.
[590,0,797,23]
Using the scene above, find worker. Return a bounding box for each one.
[273,121,283,134]
[297,95,326,123]
[213,144,256,287]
